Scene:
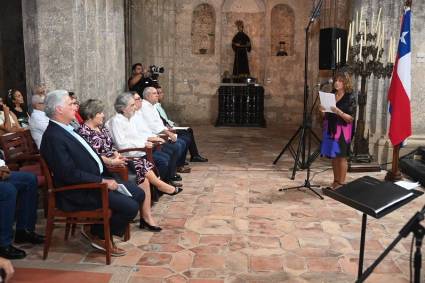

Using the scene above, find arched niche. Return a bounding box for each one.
[270,4,294,56]
[191,3,215,55]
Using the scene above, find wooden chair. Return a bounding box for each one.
[0,130,48,215]
[40,158,113,265]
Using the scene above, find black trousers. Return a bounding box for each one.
[91,181,145,238]
[176,128,200,158]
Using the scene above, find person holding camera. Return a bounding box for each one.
[0,158,44,259]
[0,97,24,136]
[128,63,154,95]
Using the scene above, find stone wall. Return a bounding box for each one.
[131,0,333,127]
[22,0,125,116]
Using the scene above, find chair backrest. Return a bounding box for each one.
[0,131,28,161]
[22,129,39,154]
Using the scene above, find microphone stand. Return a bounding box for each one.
[276,0,324,199]
[356,205,425,283]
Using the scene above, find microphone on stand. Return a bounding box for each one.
[317,78,333,88]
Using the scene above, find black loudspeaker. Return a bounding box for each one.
[319,28,348,70]
[400,147,425,186]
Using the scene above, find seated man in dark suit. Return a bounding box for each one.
[40,90,145,257]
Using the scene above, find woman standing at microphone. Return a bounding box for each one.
[320,72,355,188]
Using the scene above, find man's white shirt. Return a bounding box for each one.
[28,109,49,149]
[106,113,147,157]
[140,99,167,134]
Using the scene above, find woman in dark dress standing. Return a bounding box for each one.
[7,89,29,128]
[320,73,355,188]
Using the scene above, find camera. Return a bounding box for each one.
[149,65,164,74]
[148,65,165,82]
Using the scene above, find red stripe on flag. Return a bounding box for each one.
[388,70,412,146]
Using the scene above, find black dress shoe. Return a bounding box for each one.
[184,161,189,166]
[163,187,183,196]
[170,174,182,181]
[15,229,45,245]
[0,244,26,259]
[190,155,208,162]
[139,219,162,232]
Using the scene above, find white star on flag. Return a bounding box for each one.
[400,31,408,44]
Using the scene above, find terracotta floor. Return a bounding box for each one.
[11,126,425,283]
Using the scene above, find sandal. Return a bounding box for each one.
[331,181,345,189]
[164,187,183,196]
[331,180,339,189]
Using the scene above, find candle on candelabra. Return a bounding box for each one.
[388,37,392,62]
[359,9,363,31]
[371,12,374,33]
[377,7,382,31]
[356,11,359,34]
[376,22,381,48]
[359,36,363,61]
[346,23,351,62]
[339,38,341,63]
[336,38,339,64]
[364,21,367,39]
[381,24,385,49]
[392,37,397,63]
[351,22,354,46]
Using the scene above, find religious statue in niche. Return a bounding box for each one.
[232,20,251,76]
[276,41,288,56]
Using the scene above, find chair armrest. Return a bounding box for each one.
[117,147,154,162]
[106,165,128,181]
[53,182,108,193]
[9,153,41,163]
[118,147,146,154]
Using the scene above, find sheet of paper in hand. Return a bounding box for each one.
[117,184,132,197]
[319,91,336,112]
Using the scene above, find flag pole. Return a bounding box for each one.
[385,143,402,181]
[385,0,412,182]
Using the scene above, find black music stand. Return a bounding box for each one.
[323,176,423,281]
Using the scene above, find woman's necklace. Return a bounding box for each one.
[335,91,344,102]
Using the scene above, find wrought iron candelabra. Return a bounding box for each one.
[343,21,394,163]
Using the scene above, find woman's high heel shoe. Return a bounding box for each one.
[139,219,162,232]
[163,187,183,196]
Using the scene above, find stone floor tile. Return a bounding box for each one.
[306,257,341,272]
[170,250,194,272]
[137,252,173,266]
[193,254,226,269]
[166,274,188,283]
[250,256,284,271]
[133,266,174,278]
[112,248,144,266]
[199,235,232,246]
[188,279,224,283]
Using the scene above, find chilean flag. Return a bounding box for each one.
[388,7,412,146]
